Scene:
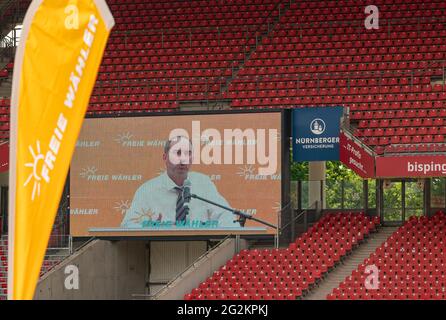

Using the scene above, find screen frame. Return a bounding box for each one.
[68,108,290,241]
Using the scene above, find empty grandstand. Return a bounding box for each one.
[0,0,444,301]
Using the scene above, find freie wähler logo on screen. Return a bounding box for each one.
[236,164,281,181]
[113,200,131,215]
[241,208,257,216]
[76,140,100,148]
[79,166,142,181]
[70,208,99,215]
[79,166,98,177]
[114,132,166,147]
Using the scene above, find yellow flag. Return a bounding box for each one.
[8,0,114,300]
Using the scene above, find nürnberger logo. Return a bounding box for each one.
[310,118,325,135]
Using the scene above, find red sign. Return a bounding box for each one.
[376,155,446,177]
[340,132,375,178]
[0,142,8,172]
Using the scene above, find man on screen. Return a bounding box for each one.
[121,135,241,228]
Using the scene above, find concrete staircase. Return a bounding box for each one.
[303,226,398,300]
[220,1,292,94]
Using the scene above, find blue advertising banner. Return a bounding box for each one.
[292,107,344,161]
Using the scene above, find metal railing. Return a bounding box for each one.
[383,143,446,155]
[112,25,261,54]
[0,0,28,44]
[101,1,288,89]
[0,234,72,251]
[36,236,95,283]
[251,0,288,51]
[0,33,15,60]
[291,178,376,211]
[108,8,446,38]
[288,15,446,37]
[277,201,318,248]
[45,234,70,251]
[90,63,446,111]
[340,127,377,157]
[274,201,292,248]
[234,65,445,84]
[0,233,75,298]
[109,0,285,60]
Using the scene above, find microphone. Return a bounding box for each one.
[176,180,191,224]
[183,179,192,206]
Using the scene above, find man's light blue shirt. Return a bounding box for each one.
[121,171,240,228]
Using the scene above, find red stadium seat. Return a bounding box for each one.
[186,213,379,300]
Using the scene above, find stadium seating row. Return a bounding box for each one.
[358,117,445,128]
[230,83,442,94]
[238,62,435,75]
[185,212,380,300]
[357,126,446,137]
[363,135,445,148]
[328,212,446,300]
[384,143,446,154]
[229,91,446,100]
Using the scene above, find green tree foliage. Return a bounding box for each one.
[291,161,308,181]
[325,161,363,209]
[291,160,364,209]
[290,159,433,219]
[383,181,402,221]
[431,178,446,208]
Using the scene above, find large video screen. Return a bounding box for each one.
[70,112,282,236]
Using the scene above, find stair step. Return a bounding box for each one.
[303,227,398,300]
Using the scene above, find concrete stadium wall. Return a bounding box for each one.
[154,238,248,300]
[148,241,207,296]
[34,237,247,300]
[34,239,147,300]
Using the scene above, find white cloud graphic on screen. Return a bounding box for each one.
[24,140,44,201]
